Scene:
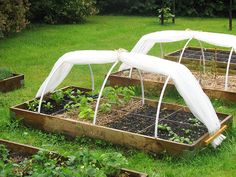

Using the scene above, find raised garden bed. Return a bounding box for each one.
[165,47,236,75]
[10,86,233,155]
[0,139,148,177]
[108,69,236,102]
[0,73,24,92]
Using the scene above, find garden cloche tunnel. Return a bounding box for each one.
[36,49,226,147]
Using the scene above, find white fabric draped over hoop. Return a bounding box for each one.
[36,50,224,147]
[119,30,236,71]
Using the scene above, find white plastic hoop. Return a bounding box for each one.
[154,38,193,138]
[137,69,145,105]
[93,61,119,124]
[88,64,94,91]
[38,65,62,113]
[224,47,234,90]
[197,40,206,73]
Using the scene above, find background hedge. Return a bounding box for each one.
[28,0,98,24]
[0,0,29,37]
[96,0,234,17]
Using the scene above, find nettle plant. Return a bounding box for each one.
[0,144,128,176]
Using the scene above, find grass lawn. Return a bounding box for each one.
[1,16,236,176]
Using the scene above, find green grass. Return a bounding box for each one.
[1,16,236,176]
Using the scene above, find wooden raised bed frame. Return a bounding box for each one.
[0,73,24,92]
[164,47,236,75]
[108,70,236,102]
[10,86,233,155]
[0,139,148,177]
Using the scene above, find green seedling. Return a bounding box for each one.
[27,99,39,111]
[50,90,64,104]
[99,103,112,113]
[158,124,172,132]
[64,101,80,111]
[78,106,94,120]
[43,102,53,110]
[189,117,201,126]
[182,128,191,134]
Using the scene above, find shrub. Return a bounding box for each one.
[0,67,13,80]
[29,0,98,24]
[0,0,29,37]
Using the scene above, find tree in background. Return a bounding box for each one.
[0,0,30,37]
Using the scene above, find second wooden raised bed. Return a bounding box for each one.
[164,47,236,74]
[10,86,233,155]
[0,139,147,177]
[108,69,236,102]
[0,73,24,92]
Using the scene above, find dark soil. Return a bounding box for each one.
[106,105,224,144]
[27,87,97,115]
[169,47,236,63]
[8,151,29,163]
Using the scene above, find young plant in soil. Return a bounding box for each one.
[0,67,13,80]
[0,144,128,177]
[158,123,192,144]
[99,86,135,113]
[50,90,64,104]
[27,99,39,112]
[78,96,94,120]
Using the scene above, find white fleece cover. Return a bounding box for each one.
[36,50,225,147]
[119,30,236,71]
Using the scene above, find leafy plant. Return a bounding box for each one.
[158,123,193,144]
[99,103,112,113]
[43,102,54,110]
[103,86,120,105]
[188,117,201,126]
[103,86,135,107]
[0,67,13,80]
[27,99,39,111]
[0,144,9,161]
[78,96,94,120]
[0,143,128,176]
[50,90,64,104]
[120,86,135,103]
[64,101,80,111]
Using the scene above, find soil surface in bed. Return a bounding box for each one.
[56,102,226,144]
[115,69,236,92]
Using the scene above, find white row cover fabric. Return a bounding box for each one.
[36,51,117,97]
[36,50,224,147]
[119,30,236,71]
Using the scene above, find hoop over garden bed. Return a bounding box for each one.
[0,139,148,176]
[10,49,232,154]
[165,47,236,74]
[10,86,233,155]
[108,69,236,102]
